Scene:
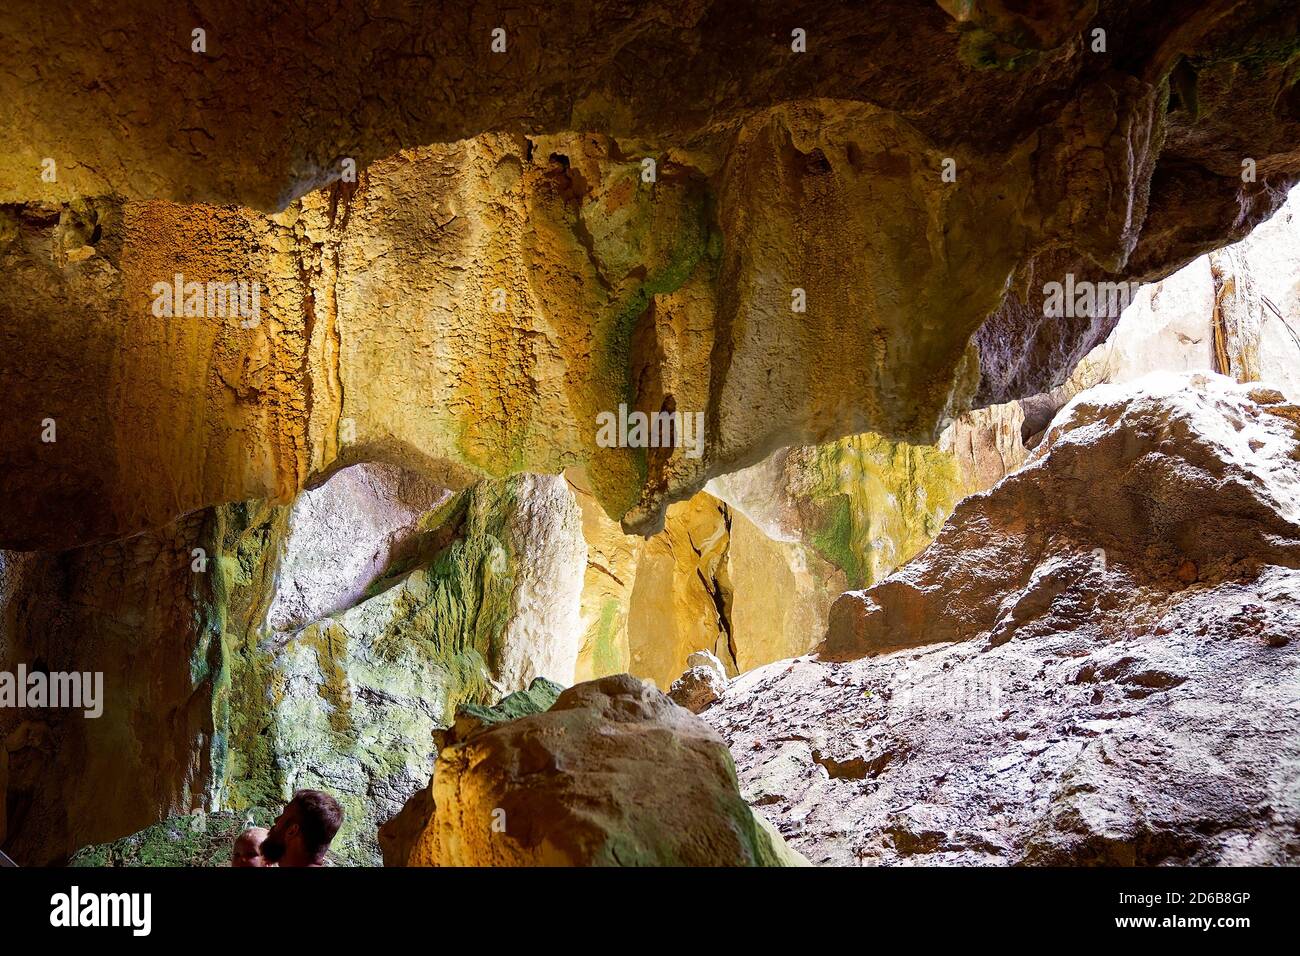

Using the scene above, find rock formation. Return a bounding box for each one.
[707,373,1300,864]
[0,465,586,865]
[382,674,804,866]
[3,2,1300,871]
[668,650,729,713]
[4,3,1299,549]
[825,373,1300,658]
[572,475,842,689]
[1019,184,1300,442]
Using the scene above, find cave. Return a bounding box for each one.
[1,0,1299,908]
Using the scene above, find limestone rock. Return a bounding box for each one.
[435,677,566,754]
[0,520,223,866]
[709,431,976,590]
[5,6,1300,551]
[227,473,586,864]
[710,564,1300,865]
[687,649,726,673]
[1019,185,1300,445]
[571,469,643,682]
[0,468,587,865]
[575,479,840,690]
[668,650,728,713]
[266,462,452,635]
[939,404,1029,492]
[493,475,587,694]
[705,374,1300,864]
[381,674,805,866]
[824,372,1300,660]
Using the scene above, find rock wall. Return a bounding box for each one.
[214,470,587,865]
[1,465,587,865]
[4,0,1300,870]
[4,3,1299,551]
[710,373,1300,864]
[1020,186,1300,442]
[572,475,843,690]
[0,518,221,866]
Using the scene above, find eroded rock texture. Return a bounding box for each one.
[668,649,729,714]
[825,373,1300,658]
[707,374,1300,864]
[0,464,585,865]
[4,2,1299,547]
[223,472,586,864]
[572,475,842,689]
[1019,184,1300,443]
[381,674,804,867]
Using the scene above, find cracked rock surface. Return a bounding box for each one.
[706,373,1300,865]
[4,2,1299,547]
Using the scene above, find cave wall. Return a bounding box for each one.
[5,2,1299,550]
[3,0,1300,869]
[0,465,587,865]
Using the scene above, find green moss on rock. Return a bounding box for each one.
[459,676,564,726]
[69,809,279,868]
[799,433,967,588]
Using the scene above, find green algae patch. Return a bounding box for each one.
[204,475,547,866]
[69,809,280,867]
[586,596,626,676]
[798,433,967,588]
[459,676,565,726]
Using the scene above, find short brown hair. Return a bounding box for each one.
[291,789,343,856]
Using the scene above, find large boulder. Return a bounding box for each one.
[704,373,1300,864]
[825,372,1300,659]
[381,674,805,866]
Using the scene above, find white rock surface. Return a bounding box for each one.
[706,373,1300,865]
[495,473,587,692]
[266,462,451,635]
[669,649,729,713]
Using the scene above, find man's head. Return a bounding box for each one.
[231,826,271,867]
[261,790,343,866]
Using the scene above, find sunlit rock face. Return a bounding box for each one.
[1020,186,1300,443]
[0,464,586,865]
[381,674,805,867]
[825,373,1300,658]
[708,374,1300,864]
[572,477,842,690]
[711,436,973,591]
[4,3,1298,549]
